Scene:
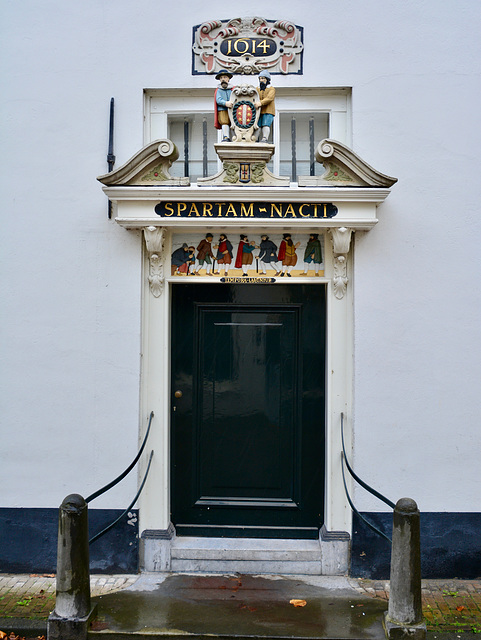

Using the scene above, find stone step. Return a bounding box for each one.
[172,536,321,556]
[171,558,323,574]
[173,548,320,559]
[170,537,322,574]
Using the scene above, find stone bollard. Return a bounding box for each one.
[47,494,96,640]
[384,498,426,640]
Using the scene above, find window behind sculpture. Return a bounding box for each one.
[168,113,217,180]
[145,88,350,183]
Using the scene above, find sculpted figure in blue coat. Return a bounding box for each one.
[214,69,234,142]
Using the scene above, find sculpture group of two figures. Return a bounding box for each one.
[214,69,275,143]
[200,68,290,186]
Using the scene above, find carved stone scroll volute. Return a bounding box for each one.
[144,227,166,297]
[330,227,353,300]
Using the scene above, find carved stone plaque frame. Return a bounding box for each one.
[192,17,304,76]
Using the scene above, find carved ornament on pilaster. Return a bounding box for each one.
[144,227,166,298]
[330,227,353,300]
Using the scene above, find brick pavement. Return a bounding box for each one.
[352,578,481,633]
[0,574,137,621]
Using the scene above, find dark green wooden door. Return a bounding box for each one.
[171,284,325,538]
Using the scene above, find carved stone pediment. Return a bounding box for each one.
[97,139,189,187]
[298,139,397,188]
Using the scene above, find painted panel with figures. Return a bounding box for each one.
[171,232,324,278]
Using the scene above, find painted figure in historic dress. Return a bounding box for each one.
[303,233,323,275]
[258,235,280,276]
[254,71,275,143]
[278,233,301,277]
[171,243,192,276]
[195,233,215,275]
[214,69,234,142]
[235,234,256,276]
[213,233,233,276]
[182,246,196,275]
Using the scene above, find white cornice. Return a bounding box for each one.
[103,185,392,204]
[115,217,378,231]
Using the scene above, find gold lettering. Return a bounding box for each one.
[323,204,328,218]
[234,38,249,54]
[216,203,224,216]
[240,202,253,216]
[225,202,237,216]
[284,203,296,217]
[299,203,310,217]
[203,202,213,217]
[177,202,187,216]
[271,203,283,217]
[188,202,200,217]
[226,39,232,55]
[256,39,270,54]
[313,204,318,218]
[164,203,174,217]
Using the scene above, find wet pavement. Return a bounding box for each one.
[1,573,481,639]
[89,574,387,639]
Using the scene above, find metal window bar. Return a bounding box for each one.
[85,411,154,504]
[340,412,394,543]
[203,118,208,177]
[309,116,315,176]
[184,120,189,177]
[107,97,115,219]
[291,117,297,182]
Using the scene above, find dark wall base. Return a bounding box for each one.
[351,511,481,579]
[0,508,139,574]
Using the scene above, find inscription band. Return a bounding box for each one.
[155,201,338,219]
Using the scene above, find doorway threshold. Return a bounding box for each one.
[141,535,349,575]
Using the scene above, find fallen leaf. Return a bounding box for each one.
[290,599,307,607]
[456,605,466,612]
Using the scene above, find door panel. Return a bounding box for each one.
[171,284,325,538]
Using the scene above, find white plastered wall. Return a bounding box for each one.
[1,0,480,518]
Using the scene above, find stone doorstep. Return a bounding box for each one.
[172,537,321,560]
[142,535,350,575]
[171,560,324,575]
